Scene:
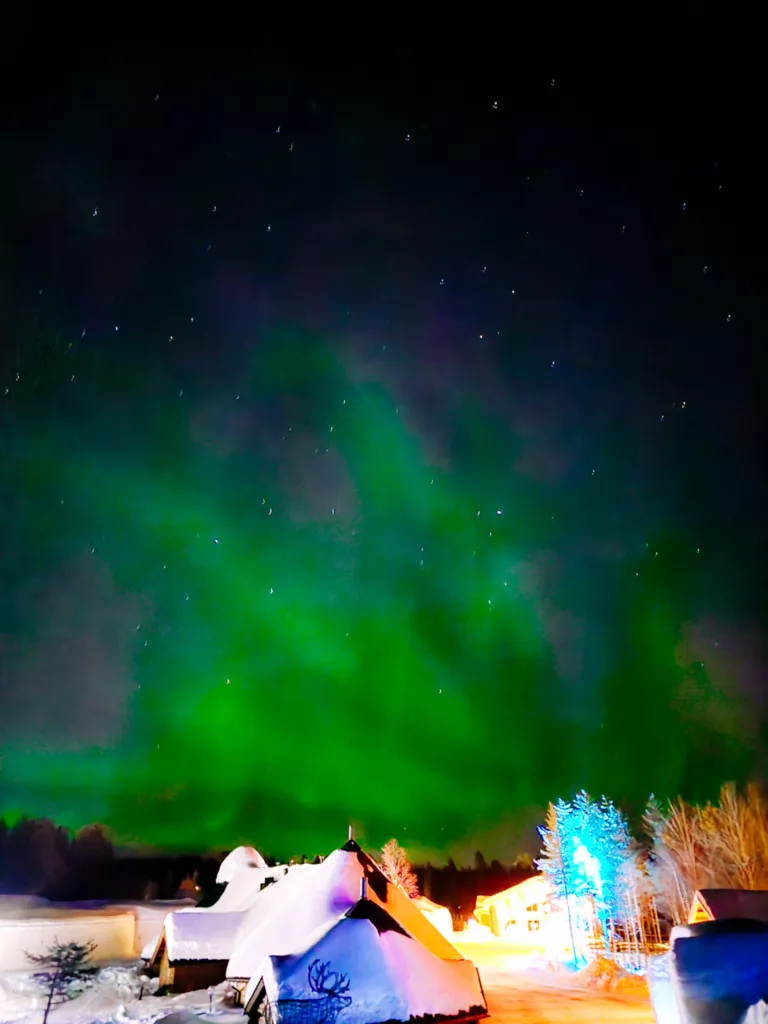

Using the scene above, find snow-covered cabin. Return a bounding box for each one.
[473,875,550,938]
[228,839,464,984]
[245,897,487,1024]
[688,887,768,925]
[148,845,287,991]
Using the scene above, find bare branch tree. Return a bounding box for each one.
[380,839,419,898]
[645,783,768,925]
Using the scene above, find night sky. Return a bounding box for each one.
[1,22,766,861]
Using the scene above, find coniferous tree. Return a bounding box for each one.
[26,940,96,1024]
[538,792,635,959]
[537,800,578,959]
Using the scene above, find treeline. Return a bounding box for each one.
[0,818,221,901]
[0,817,533,917]
[419,853,536,926]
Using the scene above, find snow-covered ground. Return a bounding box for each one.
[454,937,654,1024]
[0,942,656,1024]
[483,970,654,1024]
[0,968,244,1024]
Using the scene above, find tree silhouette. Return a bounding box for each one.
[69,823,114,898]
[26,940,96,1024]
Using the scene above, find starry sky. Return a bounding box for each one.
[1,22,766,861]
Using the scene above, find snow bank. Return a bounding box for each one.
[648,953,677,1024]
[0,965,141,1023]
[0,967,244,1024]
[0,900,196,972]
[577,957,648,996]
[0,912,136,972]
[412,897,454,938]
[252,910,486,1024]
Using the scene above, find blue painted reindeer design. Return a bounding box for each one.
[270,959,352,1024]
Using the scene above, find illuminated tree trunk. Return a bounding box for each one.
[554,809,578,965]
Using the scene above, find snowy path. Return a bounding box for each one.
[453,938,655,1024]
[482,970,654,1024]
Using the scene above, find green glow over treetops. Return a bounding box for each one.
[0,329,756,861]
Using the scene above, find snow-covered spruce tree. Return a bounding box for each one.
[26,940,96,1024]
[537,800,579,960]
[538,792,635,959]
[380,839,419,897]
[537,800,575,899]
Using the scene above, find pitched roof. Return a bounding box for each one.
[245,898,487,1022]
[690,889,768,924]
[148,857,291,964]
[475,874,548,910]
[227,843,462,981]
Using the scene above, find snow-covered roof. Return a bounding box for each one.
[166,910,246,962]
[475,874,548,910]
[212,865,289,913]
[227,841,461,981]
[216,845,267,884]
[226,862,319,978]
[149,861,293,964]
[246,900,486,1022]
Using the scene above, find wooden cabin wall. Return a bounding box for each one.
[171,960,228,992]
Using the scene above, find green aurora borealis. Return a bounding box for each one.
[0,329,756,859]
[2,35,765,861]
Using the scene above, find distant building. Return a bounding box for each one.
[474,875,549,938]
[688,888,768,925]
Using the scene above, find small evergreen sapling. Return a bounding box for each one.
[25,939,96,1024]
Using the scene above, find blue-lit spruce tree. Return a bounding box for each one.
[537,799,580,964]
[538,791,635,965]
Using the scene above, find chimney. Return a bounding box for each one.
[348,825,354,841]
[360,876,368,900]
